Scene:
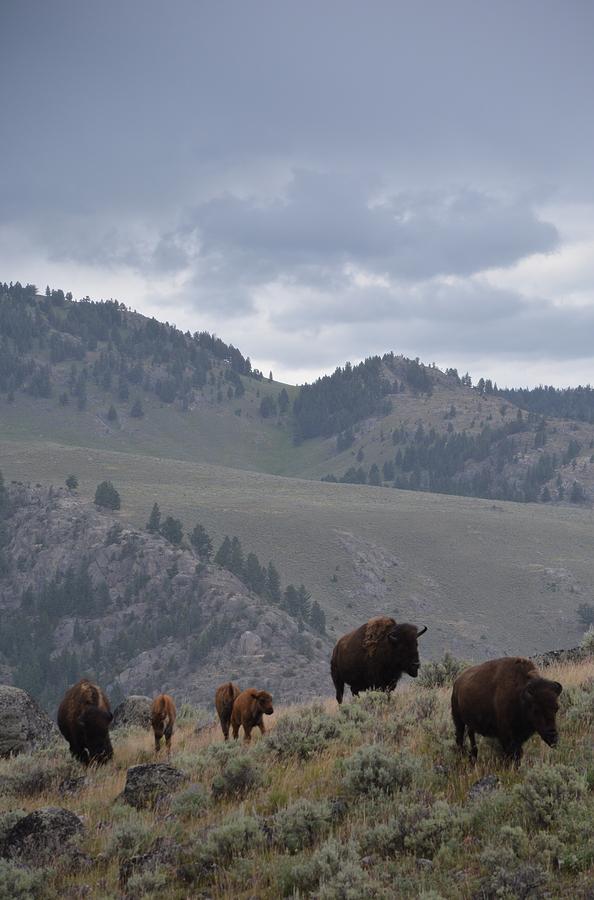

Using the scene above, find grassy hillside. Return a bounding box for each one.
[1,657,593,898]
[1,439,592,662]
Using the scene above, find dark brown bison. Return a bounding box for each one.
[215,681,241,740]
[451,657,563,765]
[230,688,274,742]
[57,679,113,765]
[151,693,177,753]
[330,616,428,703]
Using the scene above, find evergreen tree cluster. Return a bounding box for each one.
[496,384,594,424]
[0,281,260,415]
[322,418,588,504]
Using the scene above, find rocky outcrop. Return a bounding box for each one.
[0,485,332,711]
[112,695,152,729]
[119,763,187,809]
[0,806,83,864]
[0,685,57,757]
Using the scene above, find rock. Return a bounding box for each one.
[58,775,88,797]
[119,764,187,809]
[467,774,501,802]
[0,685,57,758]
[0,806,84,864]
[112,695,153,729]
[238,630,263,656]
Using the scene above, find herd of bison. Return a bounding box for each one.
[57,616,563,768]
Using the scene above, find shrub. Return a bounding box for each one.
[418,652,468,688]
[170,784,209,819]
[279,838,360,897]
[580,625,594,653]
[514,765,587,827]
[0,861,52,900]
[126,869,168,898]
[360,800,462,860]
[211,753,263,799]
[181,814,264,882]
[265,705,343,760]
[0,757,73,797]
[339,745,417,796]
[271,798,333,853]
[106,818,153,860]
[480,844,548,899]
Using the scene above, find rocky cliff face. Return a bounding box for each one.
[0,484,332,712]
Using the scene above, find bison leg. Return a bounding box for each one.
[231,721,240,740]
[243,724,252,743]
[331,671,345,704]
[153,726,164,753]
[258,721,266,736]
[467,729,478,762]
[164,723,173,753]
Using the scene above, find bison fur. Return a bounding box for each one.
[330,616,428,703]
[230,688,273,742]
[57,679,113,765]
[451,656,562,765]
[215,682,241,741]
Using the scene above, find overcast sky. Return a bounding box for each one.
[2,1,594,387]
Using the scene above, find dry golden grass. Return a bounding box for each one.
[1,659,593,898]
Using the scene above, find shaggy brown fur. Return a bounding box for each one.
[331,618,427,703]
[57,679,113,765]
[151,694,177,753]
[215,682,241,740]
[451,657,563,764]
[230,688,274,742]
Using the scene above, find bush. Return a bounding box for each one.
[265,705,343,760]
[514,765,587,827]
[170,784,209,819]
[418,652,469,688]
[181,814,264,883]
[94,480,121,510]
[480,844,548,899]
[271,798,333,853]
[106,818,153,860]
[126,869,168,898]
[339,745,417,796]
[0,861,53,900]
[211,754,263,799]
[279,838,360,897]
[360,799,462,860]
[580,625,594,653]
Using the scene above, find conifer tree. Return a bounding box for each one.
[190,523,213,560]
[146,503,161,533]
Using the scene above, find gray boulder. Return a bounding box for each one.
[238,630,263,656]
[119,763,187,809]
[112,695,153,729]
[0,685,57,758]
[0,806,83,864]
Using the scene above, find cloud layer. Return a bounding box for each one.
[1,0,594,385]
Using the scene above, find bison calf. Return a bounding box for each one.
[57,679,113,765]
[230,688,273,742]
[215,682,241,740]
[451,657,562,765]
[151,694,176,753]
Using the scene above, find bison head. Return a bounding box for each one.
[256,691,274,715]
[522,677,562,747]
[79,707,114,764]
[388,624,427,678]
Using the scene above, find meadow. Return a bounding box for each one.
[1,656,593,898]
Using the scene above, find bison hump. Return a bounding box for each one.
[363,617,396,656]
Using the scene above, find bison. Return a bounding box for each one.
[215,682,241,741]
[330,616,428,703]
[151,693,176,753]
[57,679,113,765]
[451,656,563,765]
[230,688,274,742]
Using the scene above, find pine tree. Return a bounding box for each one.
[215,535,232,568]
[190,523,213,560]
[265,561,282,603]
[283,584,300,618]
[65,474,78,490]
[245,552,265,594]
[94,481,121,510]
[296,584,312,621]
[161,516,183,544]
[130,398,144,418]
[229,536,244,578]
[310,601,326,634]
[107,404,118,422]
[146,503,161,533]
[368,463,381,485]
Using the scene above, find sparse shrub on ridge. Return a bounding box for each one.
[125,869,168,898]
[0,860,53,900]
[279,837,360,897]
[170,783,209,819]
[359,799,463,860]
[211,753,264,798]
[418,652,469,688]
[265,704,343,760]
[581,625,594,652]
[271,798,334,853]
[106,818,153,860]
[514,764,587,828]
[180,814,264,884]
[339,744,417,796]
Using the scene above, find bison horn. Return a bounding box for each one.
[416,626,428,637]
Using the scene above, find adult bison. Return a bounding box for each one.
[451,657,563,765]
[330,616,428,703]
[57,679,113,765]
